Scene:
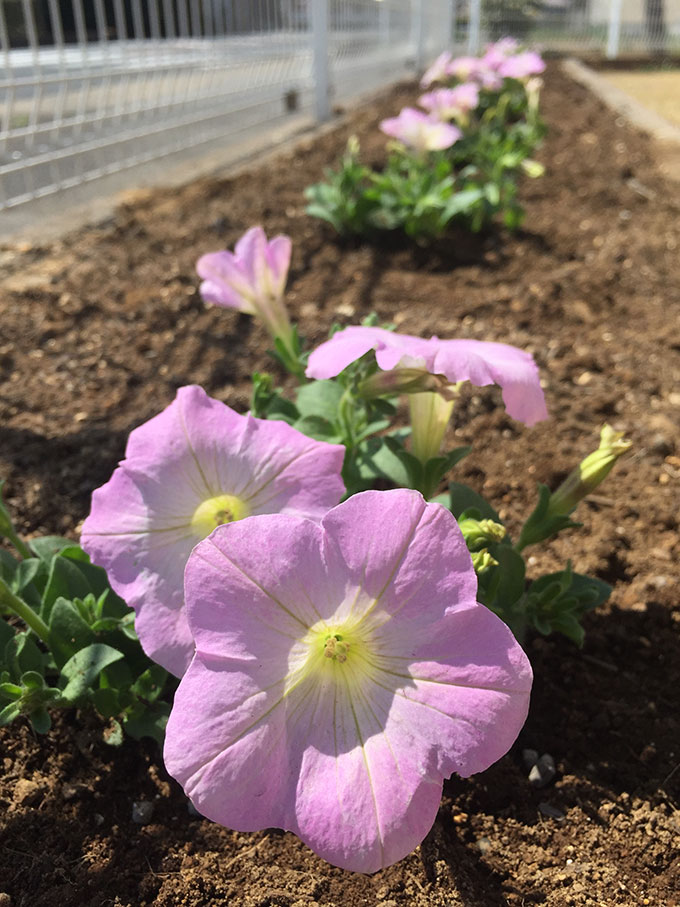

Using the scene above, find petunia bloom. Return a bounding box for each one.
[498,51,546,80]
[380,108,462,153]
[447,55,503,91]
[81,385,345,677]
[481,37,521,71]
[164,489,533,872]
[307,325,547,460]
[419,84,480,121]
[197,226,296,359]
[420,50,453,88]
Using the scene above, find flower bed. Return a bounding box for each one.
[1,63,679,905]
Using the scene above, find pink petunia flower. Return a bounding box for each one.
[498,51,546,80]
[420,50,453,88]
[306,326,547,425]
[164,489,533,872]
[197,226,296,357]
[419,83,480,121]
[306,326,547,463]
[81,385,345,677]
[482,37,521,70]
[379,107,462,153]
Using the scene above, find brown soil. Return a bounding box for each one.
[1,64,679,907]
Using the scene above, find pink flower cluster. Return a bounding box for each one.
[421,40,545,92]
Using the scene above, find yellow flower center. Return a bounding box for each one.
[323,633,350,663]
[190,493,250,538]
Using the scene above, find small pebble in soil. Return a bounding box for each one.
[649,434,675,457]
[538,802,565,821]
[522,748,539,771]
[93,813,105,827]
[529,753,557,788]
[131,800,155,825]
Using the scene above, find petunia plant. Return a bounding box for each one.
[0,223,632,873]
[0,481,170,742]
[305,39,547,240]
[201,227,629,647]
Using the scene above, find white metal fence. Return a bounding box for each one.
[1,0,679,214]
[0,0,451,211]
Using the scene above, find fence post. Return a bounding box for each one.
[606,0,623,59]
[379,0,389,45]
[467,0,481,54]
[311,0,330,122]
[442,0,454,49]
[411,0,425,71]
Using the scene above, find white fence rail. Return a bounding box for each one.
[1,0,680,214]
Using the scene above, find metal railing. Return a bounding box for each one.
[1,0,679,215]
[0,0,452,212]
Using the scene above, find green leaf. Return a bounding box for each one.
[29,536,74,562]
[41,556,91,621]
[0,701,21,726]
[59,644,125,703]
[449,482,501,522]
[0,681,22,699]
[92,687,122,719]
[48,597,96,668]
[123,700,170,745]
[103,719,124,746]
[0,548,18,583]
[567,573,612,613]
[295,380,344,421]
[442,187,485,220]
[292,415,340,443]
[12,558,42,593]
[29,707,52,734]
[494,547,527,608]
[5,632,44,681]
[131,665,167,703]
[0,619,16,660]
[382,437,423,489]
[422,447,472,497]
[19,670,45,690]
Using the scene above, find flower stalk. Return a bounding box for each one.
[0,576,50,643]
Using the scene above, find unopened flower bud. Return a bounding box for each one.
[547,424,631,517]
[471,549,498,574]
[346,135,360,157]
[359,368,456,400]
[458,517,507,551]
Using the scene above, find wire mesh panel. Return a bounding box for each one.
[475,0,680,56]
[0,0,316,209]
[326,0,415,103]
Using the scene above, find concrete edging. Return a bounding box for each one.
[562,57,680,145]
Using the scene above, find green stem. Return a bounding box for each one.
[0,576,50,643]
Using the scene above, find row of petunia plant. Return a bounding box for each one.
[0,226,629,872]
[305,38,547,241]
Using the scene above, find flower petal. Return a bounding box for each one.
[320,489,478,627]
[196,252,256,313]
[431,339,548,425]
[306,326,432,380]
[185,515,330,667]
[266,234,292,299]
